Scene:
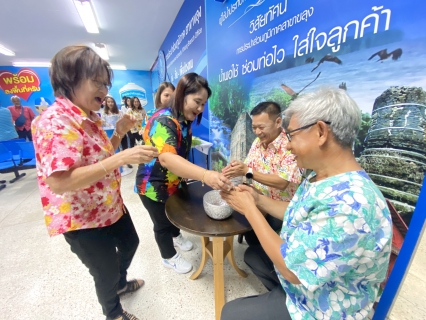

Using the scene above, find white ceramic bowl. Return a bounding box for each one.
[203,190,233,220]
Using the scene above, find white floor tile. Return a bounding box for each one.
[2,167,423,319]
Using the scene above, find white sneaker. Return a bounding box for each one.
[173,233,193,251]
[162,253,193,274]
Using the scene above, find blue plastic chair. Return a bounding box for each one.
[0,139,24,164]
[16,142,36,167]
[0,144,26,183]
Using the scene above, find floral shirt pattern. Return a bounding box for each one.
[135,108,191,202]
[245,129,301,201]
[32,98,123,237]
[278,170,392,320]
[126,108,146,133]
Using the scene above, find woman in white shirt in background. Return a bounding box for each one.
[102,96,123,138]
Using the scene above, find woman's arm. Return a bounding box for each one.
[46,145,158,194]
[159,152,232,190]
[46,151,126,194]
[159,152,208,181]
[109,131,122,151]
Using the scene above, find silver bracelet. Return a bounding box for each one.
[99,161,108,174]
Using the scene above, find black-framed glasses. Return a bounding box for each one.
[285,121,331,142]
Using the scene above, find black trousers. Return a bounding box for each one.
[128,132,142,148]
[63,211,139,319]
[221,245,291,320]
[244,215,283,246]
[140,195,180,259]
[17,128,32,141]
[120,133,129,150]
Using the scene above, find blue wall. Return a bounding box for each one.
[154,0,209,141]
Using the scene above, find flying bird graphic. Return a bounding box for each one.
[368,48,403,62]
[281,72,322,99]
[311,54,342,72]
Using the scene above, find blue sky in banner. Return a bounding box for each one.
[159,0,209,140]
[205,0,426,87]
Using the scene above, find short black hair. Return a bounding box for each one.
[250,101,281,117]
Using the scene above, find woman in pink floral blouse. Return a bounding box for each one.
[32,45,159,320]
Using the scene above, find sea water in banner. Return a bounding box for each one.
[205,0,426,315]
[154,0,208,140]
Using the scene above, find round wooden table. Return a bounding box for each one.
[165,181,252,320]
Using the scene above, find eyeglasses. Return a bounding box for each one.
[92,79,110,90]
[285,121,331,142]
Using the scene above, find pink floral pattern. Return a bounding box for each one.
[32,98,123,237]
[245,129,301,201]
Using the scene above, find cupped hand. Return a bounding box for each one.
[220,188,256,215]
[237,184,261,204]
[222,160,247,178]
[205,170,234,192]
[116,114,137,135]
[122,145,159,165]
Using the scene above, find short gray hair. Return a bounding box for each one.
[284,87,361,147]
[10,96,20,101]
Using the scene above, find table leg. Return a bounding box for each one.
[190,236,247,320]
[213,237,225,320]
[190,237,210,280]
[225,236,247,278]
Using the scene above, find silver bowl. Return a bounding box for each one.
[203,190,233,220]
[230,176,243,186]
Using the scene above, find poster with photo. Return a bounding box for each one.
[156,0,209,140]
[204,0,426,315]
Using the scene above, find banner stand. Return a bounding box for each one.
[374,180,426,319]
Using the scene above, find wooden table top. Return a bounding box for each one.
[165,181,252,237]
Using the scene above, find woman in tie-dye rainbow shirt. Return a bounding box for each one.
[135,73,234,274]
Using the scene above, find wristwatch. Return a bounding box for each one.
[245,167,253,185]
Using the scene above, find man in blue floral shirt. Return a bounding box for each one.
[220,88,392,320]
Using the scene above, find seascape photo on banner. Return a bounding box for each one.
[205,0,426,307]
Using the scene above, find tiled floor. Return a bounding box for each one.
[0,168,424,319]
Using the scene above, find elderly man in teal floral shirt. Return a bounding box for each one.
[220,88,392,320]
